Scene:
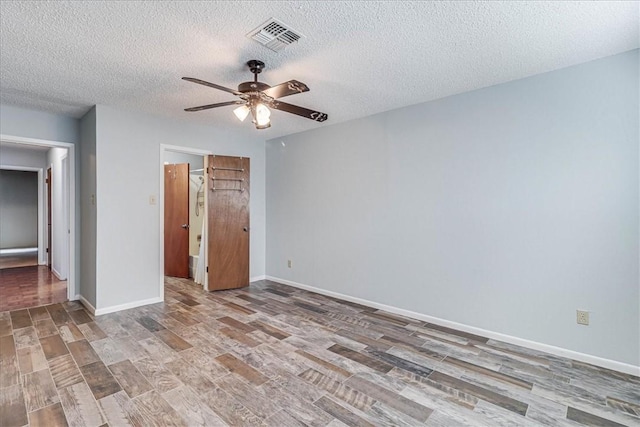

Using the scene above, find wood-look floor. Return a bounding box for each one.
[0,253,38,270]
[0,266,67,312]
[0,277,638,426]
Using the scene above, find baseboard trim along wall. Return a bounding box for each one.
[78,295,96,315]
[79,295,164,316]
[0,247,37,255]
[78,278,267,317]
[52,267,64,281]
[265,276,640,377]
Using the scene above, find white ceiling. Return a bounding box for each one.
[0,1,638,139]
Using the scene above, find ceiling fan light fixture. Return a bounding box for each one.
[233,105,250,121]
[244,101,271,129]
[183,59,327,130]
[255,103,271,121]
[255,115,271,128]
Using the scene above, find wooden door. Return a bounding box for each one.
[207,155,250,290]
[46,167,52,269]
[164,163,189,278]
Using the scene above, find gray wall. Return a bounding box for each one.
[0,104,80,144]
[164,152,205,171]
[80,107,97,306]
[0,145,48,169]
[266,50,639,365]
[0,170,38,249]
[47,147,70,279]
[93,105,266,310]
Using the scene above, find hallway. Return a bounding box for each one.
[0,265,67,312]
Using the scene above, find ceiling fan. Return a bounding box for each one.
[182,60,328,130]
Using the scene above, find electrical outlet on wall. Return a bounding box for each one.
[287,260,292,268]
[576,310,589,326]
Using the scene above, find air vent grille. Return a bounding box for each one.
[247,18,304,52]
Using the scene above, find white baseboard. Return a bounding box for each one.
[79,295,164,316]
[0,247,37,255]
[93,296,164,316]
[265,276,640,377]
[78,295,96,315]
[250,275,266,282]
[51,267,66,281]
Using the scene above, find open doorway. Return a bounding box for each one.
[0,135,76,311]
[159,145,251,300]
[0,169,39,269]
[163,150,207,293]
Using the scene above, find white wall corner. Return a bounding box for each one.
[265,276,640,377]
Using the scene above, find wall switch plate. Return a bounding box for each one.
[287,260,292,268]
[577,310,589,325]
[149,195,157,205]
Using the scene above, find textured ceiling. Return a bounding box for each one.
[1,1,638,139]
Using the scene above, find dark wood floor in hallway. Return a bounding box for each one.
[0,265,67,312]
[0,277,638,426]
[0,252,38,270]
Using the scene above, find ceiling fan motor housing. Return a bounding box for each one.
[247,59,265,74]
[238,81,271,93]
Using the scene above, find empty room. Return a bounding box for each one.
[0,1,638,426]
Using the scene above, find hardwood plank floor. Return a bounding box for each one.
[0,277,638,426]
[0,252,38,270]
[0,265,67,312]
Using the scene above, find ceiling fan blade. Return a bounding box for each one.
[184,100,245,112]
[269,100,328,122]
[182,77,243,96]
[262,80,309,99]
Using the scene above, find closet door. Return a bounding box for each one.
[207,155,250,290]
[164,163,190,278]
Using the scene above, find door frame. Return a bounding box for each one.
[60,153,70,279]
[47,167,52,269]
[159,144,211,297]
[0,134,76,301]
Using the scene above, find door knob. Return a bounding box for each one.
[181,224,189,229]
[243,227,248,232]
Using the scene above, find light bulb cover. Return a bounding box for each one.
[255,103,271,119]
[256,116,271,126]
[233,105,250,121]
[255,103,271,127]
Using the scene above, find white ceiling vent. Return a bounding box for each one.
[247,18,304,52]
